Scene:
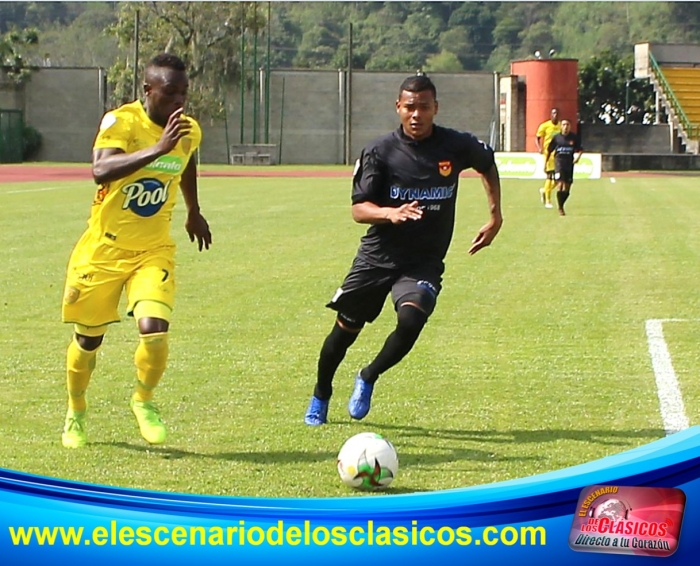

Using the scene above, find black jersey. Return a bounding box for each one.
[548,132,582,171]
[351,125,495,269]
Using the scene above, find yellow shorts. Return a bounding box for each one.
[545,153,555,173]
[62,232,176,327]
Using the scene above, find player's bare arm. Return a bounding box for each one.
[352,200,423,225]
[92,109,192,185]
[469,164,503,255]
[535,136,543,153]
[180,155,212,251]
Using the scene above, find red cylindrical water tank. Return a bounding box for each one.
[510,59,579,152]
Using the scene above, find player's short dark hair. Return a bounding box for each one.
[147,53,186,72]
[399,74,437,98]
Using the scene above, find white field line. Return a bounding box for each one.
[4,186,65,194]
[645,319,691,435]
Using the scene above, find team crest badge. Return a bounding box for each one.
[438,160,452,176]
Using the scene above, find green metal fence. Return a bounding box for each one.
[0,109,24,163]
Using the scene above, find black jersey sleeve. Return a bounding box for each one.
[351,145,386,205]
[459,132,495,174]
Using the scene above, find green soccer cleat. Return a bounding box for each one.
[130,396,167,445]
[61,409,87,449]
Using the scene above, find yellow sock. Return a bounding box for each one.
[544,178,555,204]
[66,338,98,412]
[133,332,169,402]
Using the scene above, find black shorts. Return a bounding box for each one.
[555,166,574,184]
[326,257,443,326]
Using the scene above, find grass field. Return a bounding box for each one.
[1,169,699,498]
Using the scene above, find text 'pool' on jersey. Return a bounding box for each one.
[121,178,171,217]
[390,184,455,201]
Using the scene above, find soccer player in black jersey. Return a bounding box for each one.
[545,119,583,216]
[304,74,503,426]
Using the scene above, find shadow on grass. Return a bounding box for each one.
[100,442,342,464]
[97,442,433,493]
[98,426,666,476]
[365,423,667,448]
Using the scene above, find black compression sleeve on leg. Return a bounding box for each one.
[314,321,361,400]
[556,189,565,209]
[362,304,428,384]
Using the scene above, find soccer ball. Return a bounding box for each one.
[337,432,399,490]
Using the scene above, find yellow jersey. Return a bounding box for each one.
[536,119,561,155]
[86,100,202,251]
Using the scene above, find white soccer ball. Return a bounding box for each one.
[337,432,399,490]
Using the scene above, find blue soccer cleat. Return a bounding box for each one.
[304,395,329,426]
[348,373,374,420]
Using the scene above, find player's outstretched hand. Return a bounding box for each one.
[468,216,503,255]
[158,108,192,154]
[185,210,212,251]
[388,200,423,224]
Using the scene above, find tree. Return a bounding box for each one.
[424,50,463,73]
[445,2,497,70]
[109,2,265,120]
[293,17,344,68]
[37,4,119,67]
[578,50,654,124]
[1,28,39,84]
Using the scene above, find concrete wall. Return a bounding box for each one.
[201,70,500,165]
[603,153,700,171]
[498,75,526,151]
[22,67,107,162]
[0,77,23,111]
[650,44,700,66]
[198,85,270,165]
[580,124,674,154]
[351,71,496,158]
[267,70,346,165]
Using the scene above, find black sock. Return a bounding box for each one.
[314,321,360,400]
[557,190,565,209]
[561,190,570,206]
[362,305,427,384]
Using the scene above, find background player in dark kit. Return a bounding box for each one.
[545,118,583,216]
[304,74,503,426]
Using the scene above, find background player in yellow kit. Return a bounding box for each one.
[60,53,212,448]
[535,107,561,209]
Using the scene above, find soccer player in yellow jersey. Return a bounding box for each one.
[60,53,212,448]
[535,107,561,209]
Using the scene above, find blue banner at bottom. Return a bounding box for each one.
[2,427,700,564]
